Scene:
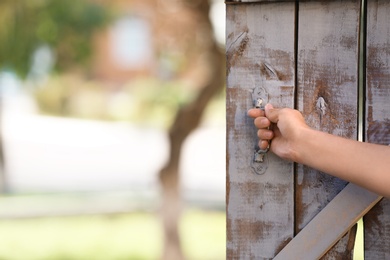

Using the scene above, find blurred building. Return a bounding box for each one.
[92,0,207,84]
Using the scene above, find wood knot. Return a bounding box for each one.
[316,97,327,116]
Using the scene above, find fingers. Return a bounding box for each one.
[249,104,280,123]
[257,129,274,140]
[249,104,276,151]
[254,116,271,129]
[258,140,270,150]
[247,108,265,118]
[264,103,279,123]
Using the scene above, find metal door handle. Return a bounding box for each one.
[251,85,269,175]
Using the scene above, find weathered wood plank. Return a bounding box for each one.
[295,0,361,258]
[364,0,390,258]
[226,2,295,259]
[226,0,294,3]
[274,183,381,260]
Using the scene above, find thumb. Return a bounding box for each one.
[265,103,279,123]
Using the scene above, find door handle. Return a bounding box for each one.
[251,85,269,175]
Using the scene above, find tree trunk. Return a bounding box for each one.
[158,1,225,259]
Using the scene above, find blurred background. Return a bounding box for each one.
[0,0,225,259]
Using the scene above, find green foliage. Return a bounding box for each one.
[0,0,111,78]
[125,78,197,127]
[34,75,109,119]
[34,75,198,127]
[0,209,226,260]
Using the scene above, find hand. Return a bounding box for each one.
[248,104,309,161]
[249,104,390,197]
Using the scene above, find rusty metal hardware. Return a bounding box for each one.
[251,86,269,175]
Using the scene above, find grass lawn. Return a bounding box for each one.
[0,209,225,260]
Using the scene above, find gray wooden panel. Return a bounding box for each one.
[226,0,294,3]
[296,0,361,258]
[364,0,390,258]
[274,184,381,260]
[226,2,295,259]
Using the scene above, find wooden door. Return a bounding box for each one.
[226,0,390,258]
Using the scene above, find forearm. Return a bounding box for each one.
[295,128,390,197]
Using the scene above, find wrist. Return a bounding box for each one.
[290,126,314,164]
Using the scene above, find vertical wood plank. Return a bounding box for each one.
[364,0,390,258]
[296,0,361,258]
[226,3,295,258]
[226,0,295,2]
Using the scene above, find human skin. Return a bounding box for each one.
[247,104,390,198]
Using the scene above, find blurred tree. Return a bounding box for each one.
[0,0,110,192]
[157,0,225,259]
[0,0,110,77]
[0,1,224,258]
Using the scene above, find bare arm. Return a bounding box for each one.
[248,104,390,198]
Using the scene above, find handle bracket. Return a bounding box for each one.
[251,86,269,175]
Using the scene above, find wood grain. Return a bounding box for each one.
[226,0,295,3]
[364,0,390,258]
[274,183,381,260]
[227,1,390,258]
[295,1,361,258]
[226,3,295,258]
